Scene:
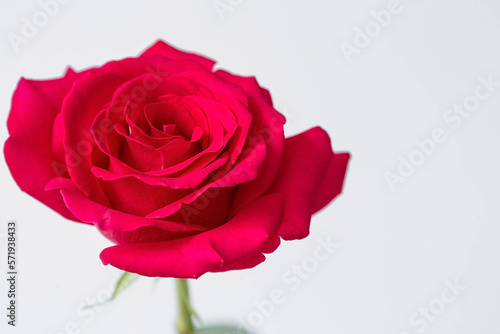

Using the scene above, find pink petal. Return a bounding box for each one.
[97,176,193,217]
[4,69,84,221]
[209,253,266,273]
[90,153,228,189]
[62,71,124,205]
[313,152,350,213]
[100,194,284,278]
[140,40,215,70]
[266,127,349,240]
[145,137,267,219]
[45,178,207,240]
[210,235,281,273]
[164,187,236,230]
[216,72,286,218]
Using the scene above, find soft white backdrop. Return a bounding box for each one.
[1,0,500,333]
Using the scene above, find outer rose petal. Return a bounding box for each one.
[140,40,215,70]
[209,253,265,272]
[100,194,284,278]
[62,71,124,206]
[215,72,286,218]
[313,152,350,213]
[4,69,85,221]
[266,127,350,241]
[45,178,207,243]
[210,236,281,273]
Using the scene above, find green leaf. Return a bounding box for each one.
[108,271,140,302]
[185,298,200,322]
[85,271,140,309]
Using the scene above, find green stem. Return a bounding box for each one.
[176,279,194,334]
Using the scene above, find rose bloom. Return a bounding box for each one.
[4,41,349,278]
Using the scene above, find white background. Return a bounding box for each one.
[1,0,500,333]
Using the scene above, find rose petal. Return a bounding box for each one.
[145,137,267,219]
[4,69,85,221]
[143,101,197,138]
[62,71,124,205]
[105,95,227,178]
[45,178,207,238]
[100,194,284,278]
[140,40,216,70]
[209,253,266,273]
[125,115,184,148]
[165,187,235,230]
[313,152,350,213]
[266,127,348,240]
[205,236,280,273]
[117,126,201,172]
[90,152,228,189]
[98,176,193,217]
[173,69,249,107]
[211,235,282,273]
[208,92,253,163]
[216,73,286,218]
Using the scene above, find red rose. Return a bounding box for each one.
[4,40,349,278]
